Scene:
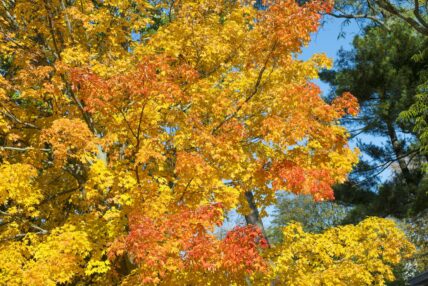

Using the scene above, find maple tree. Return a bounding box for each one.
[0,0,414,285]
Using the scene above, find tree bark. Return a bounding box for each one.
[244,191,270,245]
[386,120,413,184]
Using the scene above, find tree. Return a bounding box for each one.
[321,22,428,218]
[403,210,428,273]
[264,217,414,285]
[0,0,414,284]
[268,194,348,242]
[400,40,428,167]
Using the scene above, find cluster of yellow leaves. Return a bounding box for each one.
[85,159,114,201]
[0,163,42,217]
[265,217,415,286]
[0,224,92,286]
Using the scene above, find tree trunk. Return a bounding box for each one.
[244,191,270,245]
[386,120,413,184]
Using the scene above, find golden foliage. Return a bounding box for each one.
[0,0,413,284]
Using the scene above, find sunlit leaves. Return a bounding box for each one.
[109,204,268,284]
[41,118,97,165]
[267,218,415,285]
[0,0,413,284]
[0,163,42,216]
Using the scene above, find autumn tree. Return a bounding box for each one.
[0,0,414,285]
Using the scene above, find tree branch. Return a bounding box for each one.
[328,12,386,27]
[29,223,48,234]
[0,107,40,129]
[43,0,62,60]
[414,0,428,29]
[40,186,81,204]
[212,41,278,134]
[0,229,47,242]
[377,0,428,35]
[0,146,51,152]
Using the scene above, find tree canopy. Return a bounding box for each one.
[0,0,415,285]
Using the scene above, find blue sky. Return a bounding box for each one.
[300,16,361,95]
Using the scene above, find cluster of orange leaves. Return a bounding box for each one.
[108,204,267,283]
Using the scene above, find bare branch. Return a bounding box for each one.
[0,146,51,152]
[0,107,40,129]
[328,12,386,27]
[414,0,428,29]
[0,229,47,242]
[330,0,428,36]
[29,223,48,234]
[377,0,428,35]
